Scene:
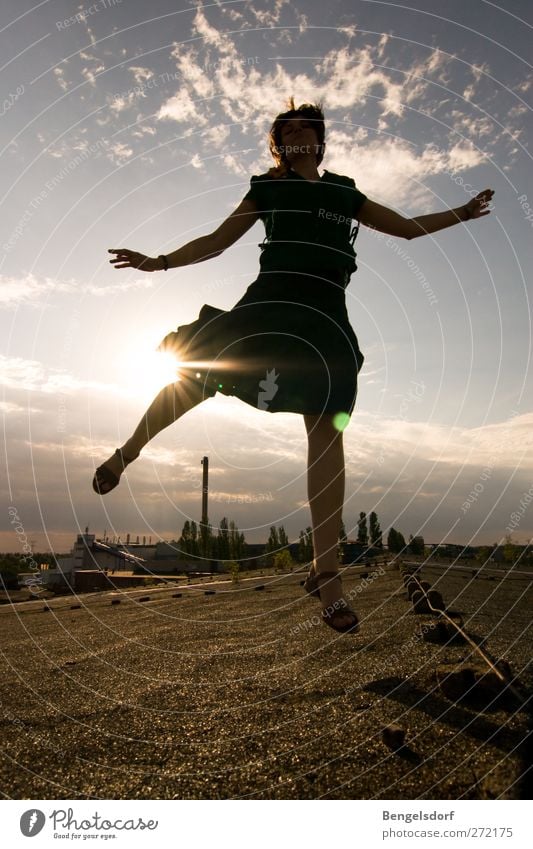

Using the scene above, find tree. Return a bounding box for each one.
[199,520,214,560]
[178,520,191,557]
[503,534,520,566]
[217,517,230,561]
[356,512,368,546]
[229,520,245,560]
[273,550,294,573]
[339,519,347,544]
[189,520,200,557]
[338,517,348,562]
[264,525,280,564]
[278,525,289,549]
[369,512,382,548]
[228,561,240,583]
[0,554,26,590]
[387,527,407,554]
[298,527,314,562]
[298,530,306,562]
[408,534,424,555]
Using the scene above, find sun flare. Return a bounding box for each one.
[119,335,183,400]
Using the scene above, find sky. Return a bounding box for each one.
[1,0,532,553]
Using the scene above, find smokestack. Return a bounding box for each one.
[201,456,209,526]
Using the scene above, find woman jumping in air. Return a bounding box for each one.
[92,96,494,634]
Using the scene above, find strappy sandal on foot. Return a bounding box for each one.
[92,448,138,495]
[316,571,360,634]
[302,564,320,599]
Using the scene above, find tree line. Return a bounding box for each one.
[174,510,423,563]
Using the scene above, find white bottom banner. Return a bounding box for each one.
[2,799,529,847]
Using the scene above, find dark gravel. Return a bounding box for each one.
[0,562,531,799]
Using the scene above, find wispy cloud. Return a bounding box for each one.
[0,354,120,395]
[150,4,519,199]
[0,273,156,309]
[2,395,531,549]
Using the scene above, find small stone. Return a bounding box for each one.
[428,590,445,611]
[436,663,476,701]
[407,581,420,600]
[382,725,405,749]
[412,590,430,613]
[473,669,506,699]
[419,620,448,643]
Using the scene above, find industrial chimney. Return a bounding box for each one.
[201,456,209,526]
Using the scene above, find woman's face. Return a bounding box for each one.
[279,117,321,162]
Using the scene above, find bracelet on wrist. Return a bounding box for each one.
[462,206,471,222]
[158,254,169,271]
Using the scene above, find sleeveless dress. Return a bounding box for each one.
[158,168,368,417]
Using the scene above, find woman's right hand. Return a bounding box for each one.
[108,248,160,271]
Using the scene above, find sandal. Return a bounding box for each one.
[302,563,320,599]
[92,448,138,495]
[316,571,359,634]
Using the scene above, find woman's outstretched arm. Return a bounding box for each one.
[108,196,260,271]
[357,188,494,240]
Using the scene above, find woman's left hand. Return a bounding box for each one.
[463,189,495,220]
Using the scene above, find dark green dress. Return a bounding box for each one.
[159,167,368,416]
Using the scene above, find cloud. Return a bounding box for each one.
[157,88,209,126]
[81,64,105,88]
[323,132,485,207]
[2,368,531,552]
[0,355,121,396]
[53,67,68,92]
[0,273,156,309]
[105,141,134,165]
[151,6,512,204]
[221,154,249,176]
[129,66,154,85]
[190,153,205,170]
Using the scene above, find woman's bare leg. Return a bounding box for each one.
[304,412,353,627]
[96,378,207,486]
[122,378,206,458]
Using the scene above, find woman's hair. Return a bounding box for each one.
[267,96,325,178]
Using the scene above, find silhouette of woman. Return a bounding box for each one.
[92,96,494,634]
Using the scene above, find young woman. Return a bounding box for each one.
[93,97,494,635]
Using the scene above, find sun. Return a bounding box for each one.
[117,329,241,402]
[118,331,185,401]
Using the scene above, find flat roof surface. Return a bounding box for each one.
[0,562,531,799]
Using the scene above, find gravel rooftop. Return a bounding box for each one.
[0,561,531,799]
